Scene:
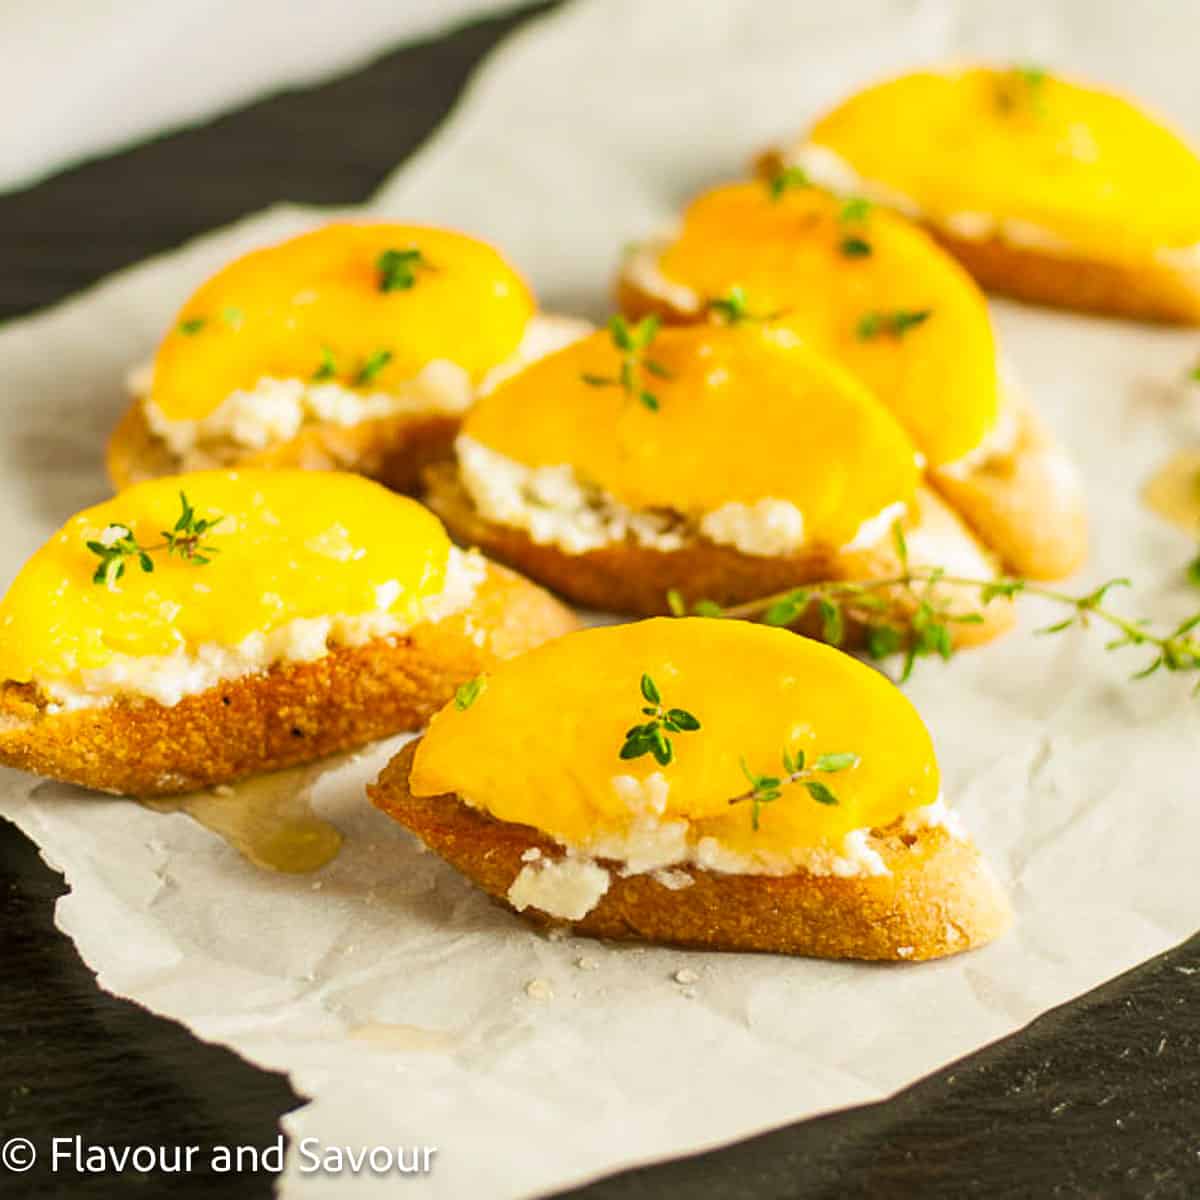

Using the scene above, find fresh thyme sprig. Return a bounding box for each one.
[768,166,812,200]
[87,492,223,586]
[856,309,932,340]
[581,315,673,412]
[178,317,206,335]
[731,747,861,831]
[706,287,782,326]
[377,247,433,292]
[668,522,1200,689]
[619,673,701,766]
[838,197,873,258]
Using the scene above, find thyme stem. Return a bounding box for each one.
[684,569,1200,687]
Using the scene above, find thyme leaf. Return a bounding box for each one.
[312,346,338,381]
[705,286,783,325]
[619,673,700,766]
[730,747,860,830]
[354,348,393,387]
[857,308,932,340]
[455,676,486,711]
[768,166,812,201]
[377,247,433,292]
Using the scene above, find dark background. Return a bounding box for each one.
[2,4,1198,1196]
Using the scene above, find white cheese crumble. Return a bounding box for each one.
[40,547,486,711]
[142,366,470,466]
[457,436,903,558]
[901,795,968,841]
[133,314,591,469]
[507,856,612,921]
[498,770,970,922]
[456,435,687,554]
[699,499,806,557]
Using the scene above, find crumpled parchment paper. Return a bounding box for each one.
[2,2,1199,1196]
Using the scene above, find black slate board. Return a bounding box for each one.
[1,5,1198,1197]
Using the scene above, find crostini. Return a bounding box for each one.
[617,180,1086,579]
[108,223,589,492]
[0,469,576,796]
[369,618,1011,961]
[762,65,1200,324]
[425,318,1015,647]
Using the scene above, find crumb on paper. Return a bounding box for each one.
[311,881,323,891]
[210,784,234,797]
[576,957,599,971]
[546,926,568,943]
[672,968,699,985]
[525,978,554,1001]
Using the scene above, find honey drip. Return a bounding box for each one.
[145,765,342,874]
[1143,449,1200,532]
[349,1023,457,1052]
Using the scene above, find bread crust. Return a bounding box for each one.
[927,227,1200,327]
[930,386,1087,580]
[423,462,1013,648]
[106,396,459,495]
[0,563,576,797]
[616,247,1087,580]
[369,741,1012,962]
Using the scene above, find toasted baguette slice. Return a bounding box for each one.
[370,741,1011,962]
[617,240,1086,580]
[0,563,575,797]
[424,462,1013,648]
[107,395,458,495]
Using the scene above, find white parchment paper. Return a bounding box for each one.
[0,0,517,193]
[3,2,1200,1197]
